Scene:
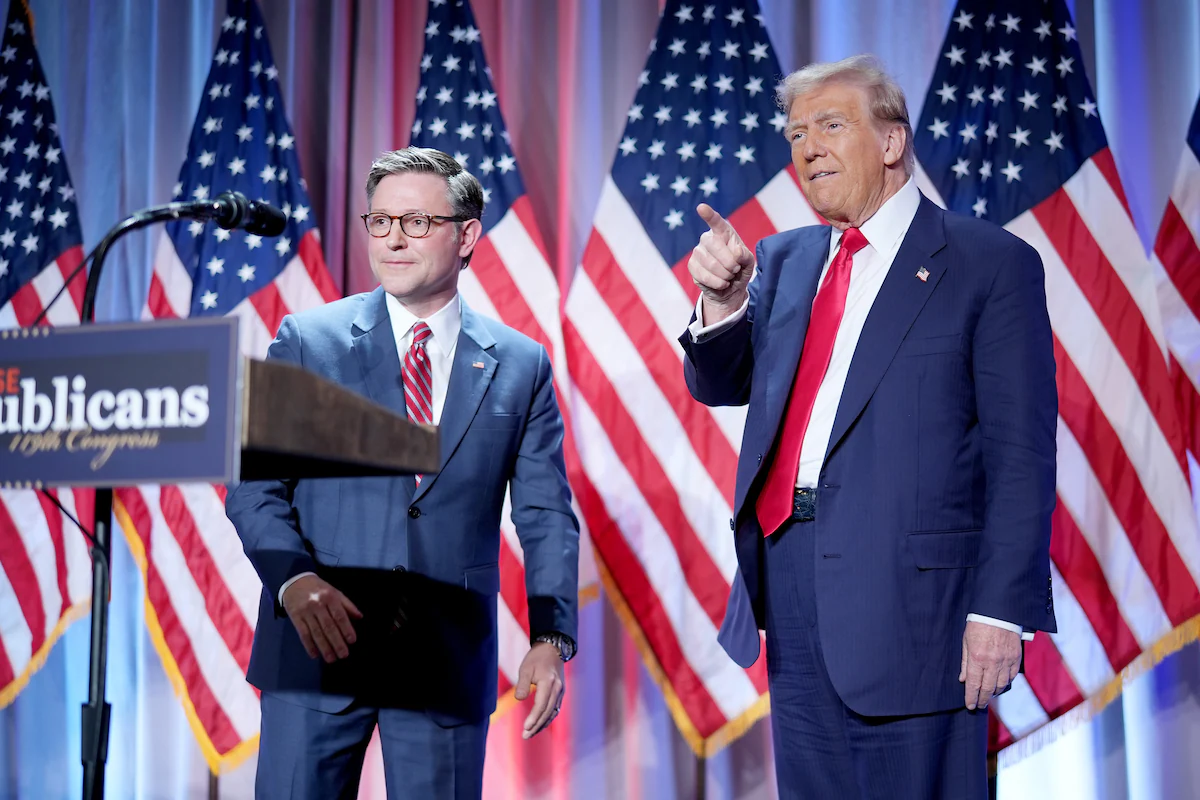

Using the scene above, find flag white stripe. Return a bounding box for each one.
[755,169,820,233]
[273,250,327,314]
[0,560,32,674]
[992,675,1051,741]
[30,260,76,327]
[565,271,736,580]
[226,296,275,359]
[1054,417,1172,647]
[572,393,758,717]
[150,233,193,318]
[497,590,527,686]
[177,484,261,627]
[1009,213,1200,587]
[1047,561,1116,696]
[4,491,62,640]
[0,300,17,329]
[60,490,91,606]
[141,485,260,738]
[1063,159,1168,358]
[1169,146,1200,239]
[487,209,566,356]
[500,491,523,567]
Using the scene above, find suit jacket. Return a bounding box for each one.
[226,286,579,726]
[680,195,1058,717]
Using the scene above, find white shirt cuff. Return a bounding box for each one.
[687,293,749,342]
[967,613,1035,641]
[278,571,317,605]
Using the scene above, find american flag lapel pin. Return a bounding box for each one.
[472,361,485,369]
[916,266,930,282]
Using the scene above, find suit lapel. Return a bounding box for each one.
[759,227,831,449]
[823,197,948,462]
[413,303,497,500]
[352,287,408,418]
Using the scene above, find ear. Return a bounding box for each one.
[882,123,907,168]
[457,218,483,260]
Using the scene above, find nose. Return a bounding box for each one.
[385,222,408,249]
[802,132,824,162]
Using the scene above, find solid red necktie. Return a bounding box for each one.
[756,227,868,537]
[402,321,434,484]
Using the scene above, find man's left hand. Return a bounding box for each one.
[515,642,565,739]
[959,620,1022,710]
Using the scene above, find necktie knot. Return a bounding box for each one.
[838,227,868,258]
[411,321,432,347]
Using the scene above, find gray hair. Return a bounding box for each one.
[366,147,485,222]
[776,54,914,174]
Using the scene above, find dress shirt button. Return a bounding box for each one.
[392,565,407,573]
[408,506,421,519]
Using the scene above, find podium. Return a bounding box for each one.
[0,316,438,797]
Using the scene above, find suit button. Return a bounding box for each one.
[756,453,762,464]
[408,506,421,518]
[393,565,407,573]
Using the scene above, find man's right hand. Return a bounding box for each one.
[688,203,755,325]
[281,573,363,663]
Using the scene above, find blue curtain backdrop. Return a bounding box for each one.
[1,0,1198,798]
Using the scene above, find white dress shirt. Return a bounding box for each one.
[278,293,463,604]
[689,178,1030,640]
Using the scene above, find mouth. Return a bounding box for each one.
[809,171,836,181]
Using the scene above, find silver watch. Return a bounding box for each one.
[534,632,575,662]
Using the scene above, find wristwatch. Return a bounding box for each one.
[533,632,576,662]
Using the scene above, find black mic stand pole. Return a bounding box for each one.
[77,199,245,800]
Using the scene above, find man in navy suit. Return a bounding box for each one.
[681,55,1057,798]
[226,147,579,799]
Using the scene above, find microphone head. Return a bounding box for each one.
[244,200,288,237]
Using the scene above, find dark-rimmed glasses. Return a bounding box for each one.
[360,211,469,238]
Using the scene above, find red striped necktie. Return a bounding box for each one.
[402,321,434,485]
[756,226,868,537]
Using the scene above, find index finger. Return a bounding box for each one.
[697,203,734,238]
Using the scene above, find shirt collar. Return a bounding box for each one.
[384,292,462,361]
[829,176,921,262]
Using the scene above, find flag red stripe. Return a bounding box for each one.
[470,237,544,347]
[727,197,779,256]
[499,534,529,632]
[563,318,731,627]
[298,231,338,302]
[1034,191,1190,474]
[0,496,47,655]
[1050,501,1142,670]
[158,487,254,671]
[146,273,179,319]
[1054,337,1200,624]
[57,246,86,315]
[1089,148,1135,222]
[248,280,287,343]
[580,231,738,504]
[1171,356,1200,458]
[9,283,44,327]
[144,559,244,754]
[1155,200,1200,323]
[576,464,731,737]
[34,491,72,618]
[1021,633,1085,720]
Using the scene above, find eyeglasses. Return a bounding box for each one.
[360,211,469,238]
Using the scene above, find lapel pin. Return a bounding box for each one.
[916,266,930,282]
[472,361,485,369]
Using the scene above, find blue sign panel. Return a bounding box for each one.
[0,318,241,488]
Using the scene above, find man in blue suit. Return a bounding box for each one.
[681,56,1057,798]
[226,147,579,799]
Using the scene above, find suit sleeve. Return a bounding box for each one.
[677,241,763,408]
[508,346,581,644]
[969,237,1058,633]
[224,314,319,612]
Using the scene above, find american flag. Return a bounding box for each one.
[408,0,601,712]
[563,0,824,754]
[0,0,95,709]
[111,0,338,770]
[914,0,1200,761]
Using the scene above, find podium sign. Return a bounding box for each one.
[0,318,241,488]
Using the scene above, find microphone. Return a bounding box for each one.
[197,191,288,236]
